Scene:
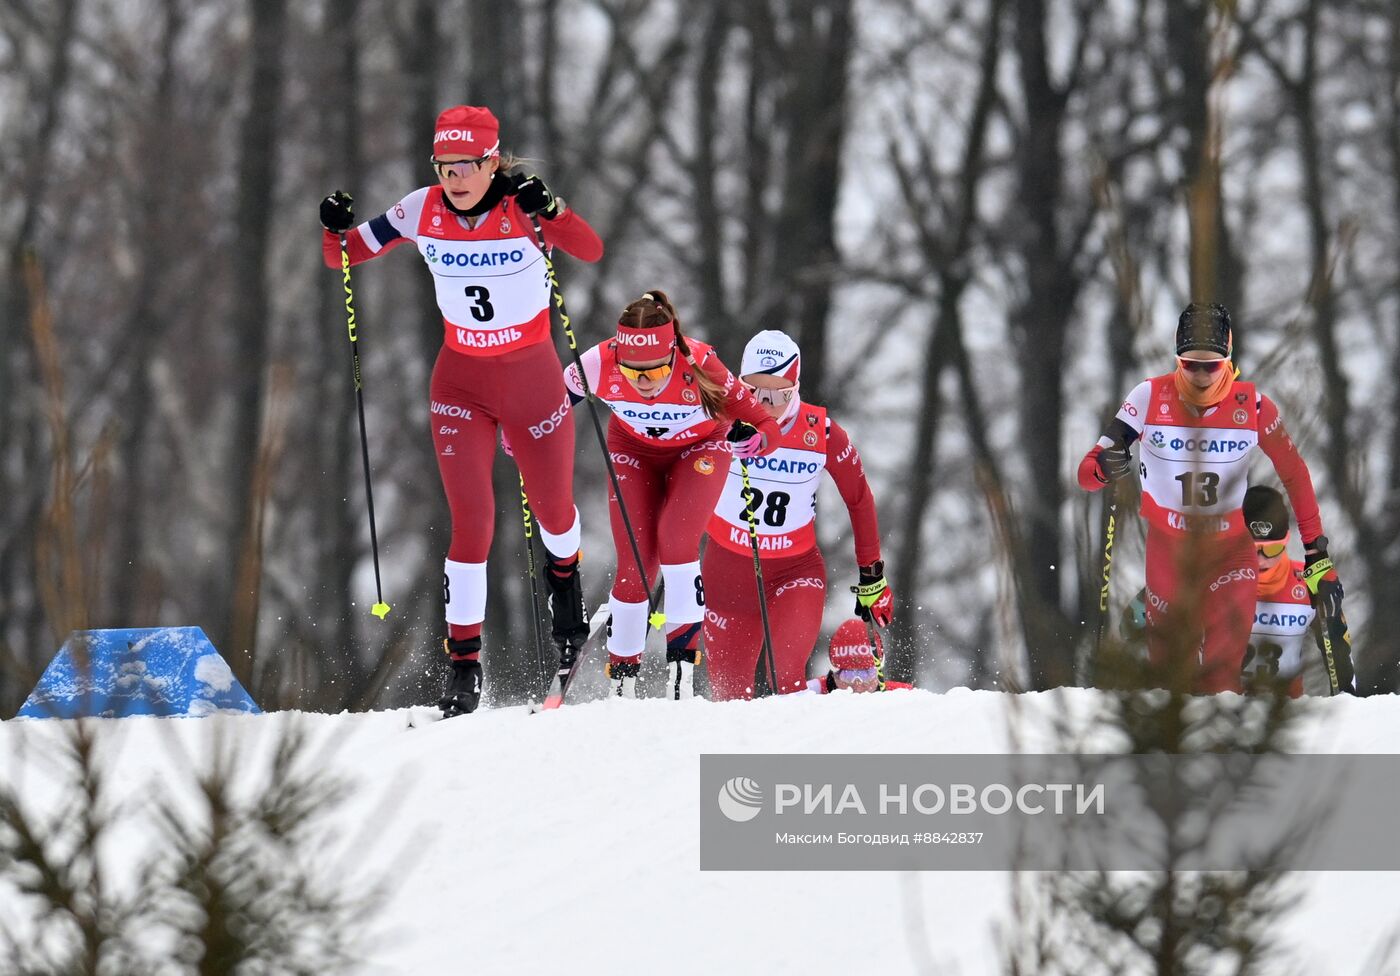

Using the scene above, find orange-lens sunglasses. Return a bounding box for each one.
[1254,539,1288,559]
[618,360,673,383]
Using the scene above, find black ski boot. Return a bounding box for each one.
[543,554,590,670]
[439,637,483,718]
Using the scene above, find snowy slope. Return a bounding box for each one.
[3,689,1399,975]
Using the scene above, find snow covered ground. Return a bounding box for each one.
[3,689,1399,974]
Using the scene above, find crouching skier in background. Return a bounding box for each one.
[803,620,911,694]
[564,291,779,699]
[1076,303,1341,693]
[319,105,603,717]
[1240,485,1355,696]
[701,331,892,700]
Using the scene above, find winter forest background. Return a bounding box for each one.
[2,0,1398,714]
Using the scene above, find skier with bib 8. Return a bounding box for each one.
[1076,303,1342,693]
[319,105,603,717]
[563,291,780,699]
[701,330,891,700]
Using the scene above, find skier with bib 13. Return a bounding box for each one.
[1076,303,1342,693]
[319,105,602,717]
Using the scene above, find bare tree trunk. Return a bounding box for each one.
[533,0,561,157]
[1367,3,1400,691]
[0,0,83,710]
[888,0,1005,683]
[1168,0,1242,319]
[766,0,852,402]
[111,0,185,625]
[738,1,776,321]
[466,0,522,119]
[692,2,732,339]
[1010,0,1078,688]
[319,0,364,680]
[224,0,289,691]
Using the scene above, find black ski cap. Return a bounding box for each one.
[1243,485,1289,541]
[1176,303,1232,356]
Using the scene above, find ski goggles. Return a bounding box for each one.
[743,382,799,406]
[1176,355,1230,374]
[432,155,495,180]
[617,355,674,383]
[833,667,880,693]
[1254,533,1289,559]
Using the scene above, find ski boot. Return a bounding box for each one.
[543,553,590,674]
[607,658,640,699]
[665,631,700,700]
[439,637,483,718]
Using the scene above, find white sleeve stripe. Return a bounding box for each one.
[1113,380,1152,434]
[360,220,385,254]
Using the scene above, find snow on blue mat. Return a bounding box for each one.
[18,627,260,719]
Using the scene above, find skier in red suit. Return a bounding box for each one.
[803,619,912,694]
[564,291,780,700]
[1077,304,1342,693]
[319,105,602,717]
[1240,485,1355,696]
[701,331,891,700]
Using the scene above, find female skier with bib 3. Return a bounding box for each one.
[319,104,602,717]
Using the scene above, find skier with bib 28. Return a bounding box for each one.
[701,330,891,700]
[319,105,602,717]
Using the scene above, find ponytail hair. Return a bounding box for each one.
[618,290,729,419]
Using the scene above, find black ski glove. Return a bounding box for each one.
[1099,440,1133,482]
[320,190,355,233]
[852,561,894,627]
[512,173,560,219]
[1303,536,1344,620]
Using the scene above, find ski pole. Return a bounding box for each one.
[1085,483,1119,685]
[862,617,887,692]
[525,216,664,634]
[339,236,390,620]
[519,475,548,687]
[730,423,778,696]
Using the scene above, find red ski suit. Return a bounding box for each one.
[702,406,882,699]
[565,341,779,663]
[1079,373,1323,692]
[324,184,602,630]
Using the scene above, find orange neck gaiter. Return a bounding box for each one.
[1257,555,1292,593]
[1174,361,1237,409]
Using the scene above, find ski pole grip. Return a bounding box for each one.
[728,421,756,443]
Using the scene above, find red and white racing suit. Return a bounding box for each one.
[1080,374,1323,692]
[702,405,882,699]
[1244,560,1317,697]
[564,340,779,665]
[323,184,602,638]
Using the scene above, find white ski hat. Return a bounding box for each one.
[740,330,801,383]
